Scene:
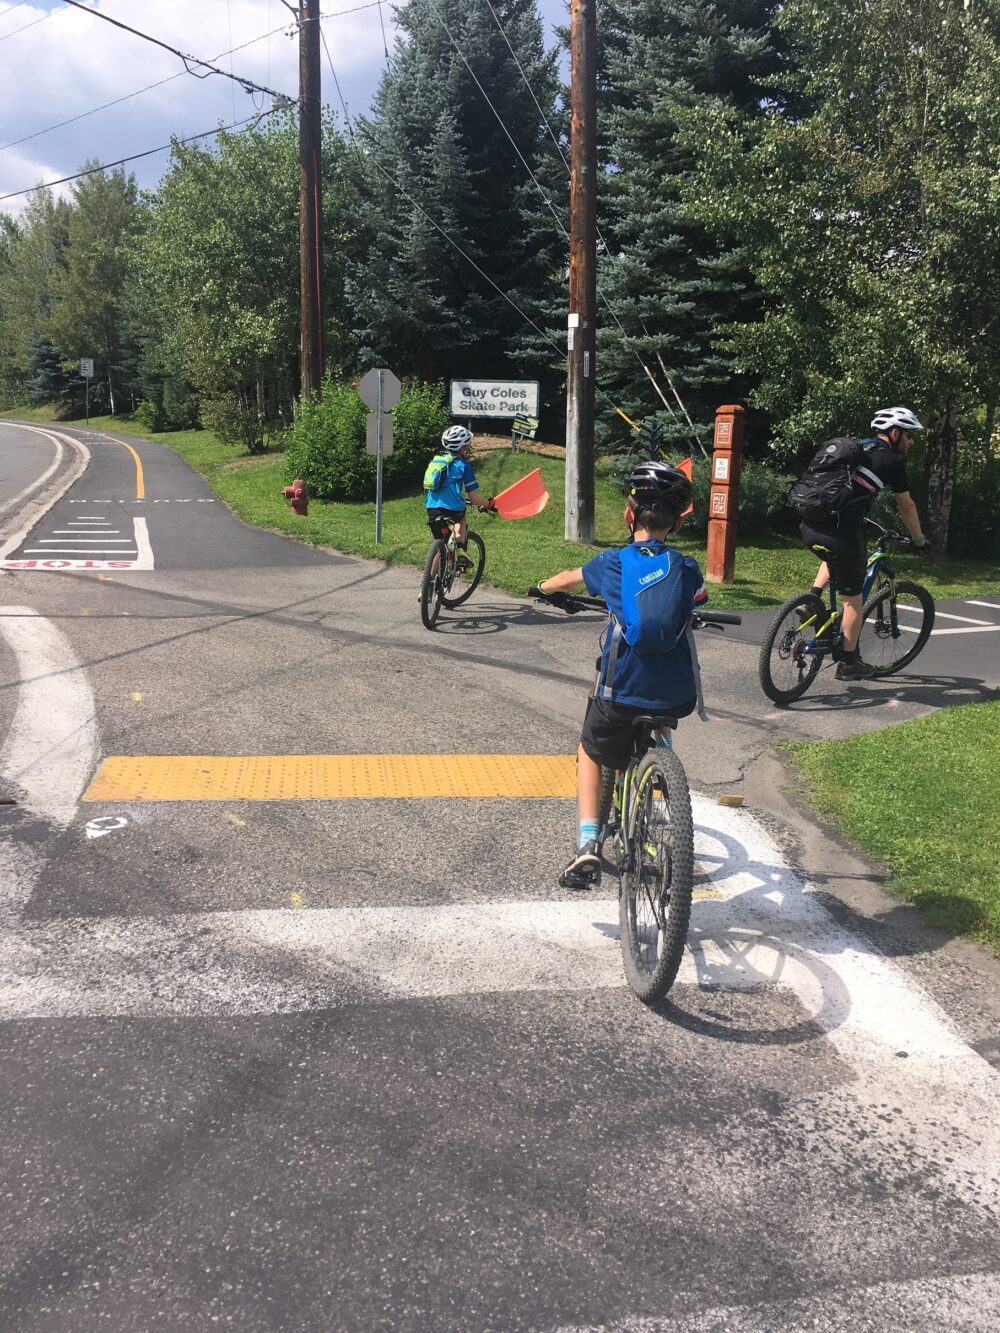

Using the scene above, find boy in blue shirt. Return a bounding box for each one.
[425,426,496,549]
[537,461,706,890]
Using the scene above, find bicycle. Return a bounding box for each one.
[531,588,742,1003]
[758,518,935,705]
[419,514,488,630]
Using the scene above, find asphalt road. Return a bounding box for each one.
[1,419,998,1332]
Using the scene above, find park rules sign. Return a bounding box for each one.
[450,378,540,419]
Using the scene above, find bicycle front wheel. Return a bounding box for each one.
[860,580,935,674]
[619,749,694,1004]
[758,592,827,705]
[441,530,486,608]
[420,540,447,630]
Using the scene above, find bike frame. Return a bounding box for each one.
[796,539,897,656]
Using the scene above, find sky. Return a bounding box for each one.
[0,0,569,218]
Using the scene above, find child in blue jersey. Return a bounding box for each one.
[425,425,496,547]
[537,461,706,890]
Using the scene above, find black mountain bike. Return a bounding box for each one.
[420,517,487,630]
[759,519,935,705]
[531,588,741,1002]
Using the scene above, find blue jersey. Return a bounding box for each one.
[425,458,479,512]
[582,541,707,709]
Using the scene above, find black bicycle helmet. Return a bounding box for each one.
[624,460,692,518]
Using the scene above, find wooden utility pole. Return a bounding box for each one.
[565,0,597,542]
[299,0,323,399]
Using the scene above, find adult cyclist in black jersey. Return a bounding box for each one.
[800,406,932,681]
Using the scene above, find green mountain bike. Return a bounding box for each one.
[759,519,935,705]
[532,588,741,1002]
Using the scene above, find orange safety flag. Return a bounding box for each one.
[677,457,694,517]
[491,467,551,520]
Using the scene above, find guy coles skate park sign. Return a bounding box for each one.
[449,379,540,419]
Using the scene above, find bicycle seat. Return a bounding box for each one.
[630,713,678,735]
[809,543,833,558]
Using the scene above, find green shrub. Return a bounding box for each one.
[283,376,450,501]
[605,453,796,537]
[201,392,265,454]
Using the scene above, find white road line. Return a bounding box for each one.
[895,606,994,625]
[0,426,90,558]
[0,431,63,520]
[133,515,154,570]
[966,599,1000,609]
[54,529,121,534]
[0,607,96,831]
[26,548,137,554]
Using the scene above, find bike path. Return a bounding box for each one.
[1,434,998,1330]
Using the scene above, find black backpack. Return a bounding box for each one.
[788,437,882,526]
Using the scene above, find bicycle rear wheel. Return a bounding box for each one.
[860,579,935,674]
[420,540,447,630]
[758,592,827,704]
[619,748,694,1004]
[441,530,485,608]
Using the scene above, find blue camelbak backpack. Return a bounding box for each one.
[617,543,689,651]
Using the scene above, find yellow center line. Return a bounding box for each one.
[84,754,578,802]
[108,435,145,499]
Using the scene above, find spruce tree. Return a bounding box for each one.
[348,0,565,388]
[596,0,783,452]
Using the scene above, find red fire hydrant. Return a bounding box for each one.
[282,478,308,516]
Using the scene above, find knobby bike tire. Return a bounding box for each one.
[758,592,827,705]
[619,748,694,1004]
[441,530,486,608]
[860,579,935,675]
[420,539,448,630]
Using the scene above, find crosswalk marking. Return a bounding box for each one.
[84,753,578,801]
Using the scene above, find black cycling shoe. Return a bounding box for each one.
[835,656,876,681]
[559,840,602,891]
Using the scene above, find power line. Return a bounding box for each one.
[58,0,290,101]
[425,0,568,244]
[0,4,60,42]
[0,3,32,21]
[0,16,308,156]
[0,109,277,204]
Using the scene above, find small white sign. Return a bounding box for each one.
[449,379,540,419]
[80,357,94,378]
[365,411,394,456]
[713,455,730,481]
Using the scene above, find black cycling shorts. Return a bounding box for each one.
[580,695,696,771]
[800,522,867,597]
[426,507,466,539]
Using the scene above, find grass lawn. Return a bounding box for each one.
[4,407,998,606]
[785,700,1000,953]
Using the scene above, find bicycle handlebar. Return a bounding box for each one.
[528,587,742,627]
[865,517,911,545]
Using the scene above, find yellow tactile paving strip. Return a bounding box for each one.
[83,754,577,802]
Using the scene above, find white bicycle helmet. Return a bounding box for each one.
[441,425,473,453]
[871,406,924,434]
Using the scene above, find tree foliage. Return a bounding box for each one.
[596,0,785,454]
[682,0,1000,545]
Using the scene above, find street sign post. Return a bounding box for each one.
[358,369,401,543]
[80,357,94,423]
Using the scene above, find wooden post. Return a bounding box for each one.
[705,404,745,584]
[298,0,323,399]
[565,0,597,542]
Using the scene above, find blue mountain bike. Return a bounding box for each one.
[759,519,935,705]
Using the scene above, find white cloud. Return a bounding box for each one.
[0,0,402,215]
